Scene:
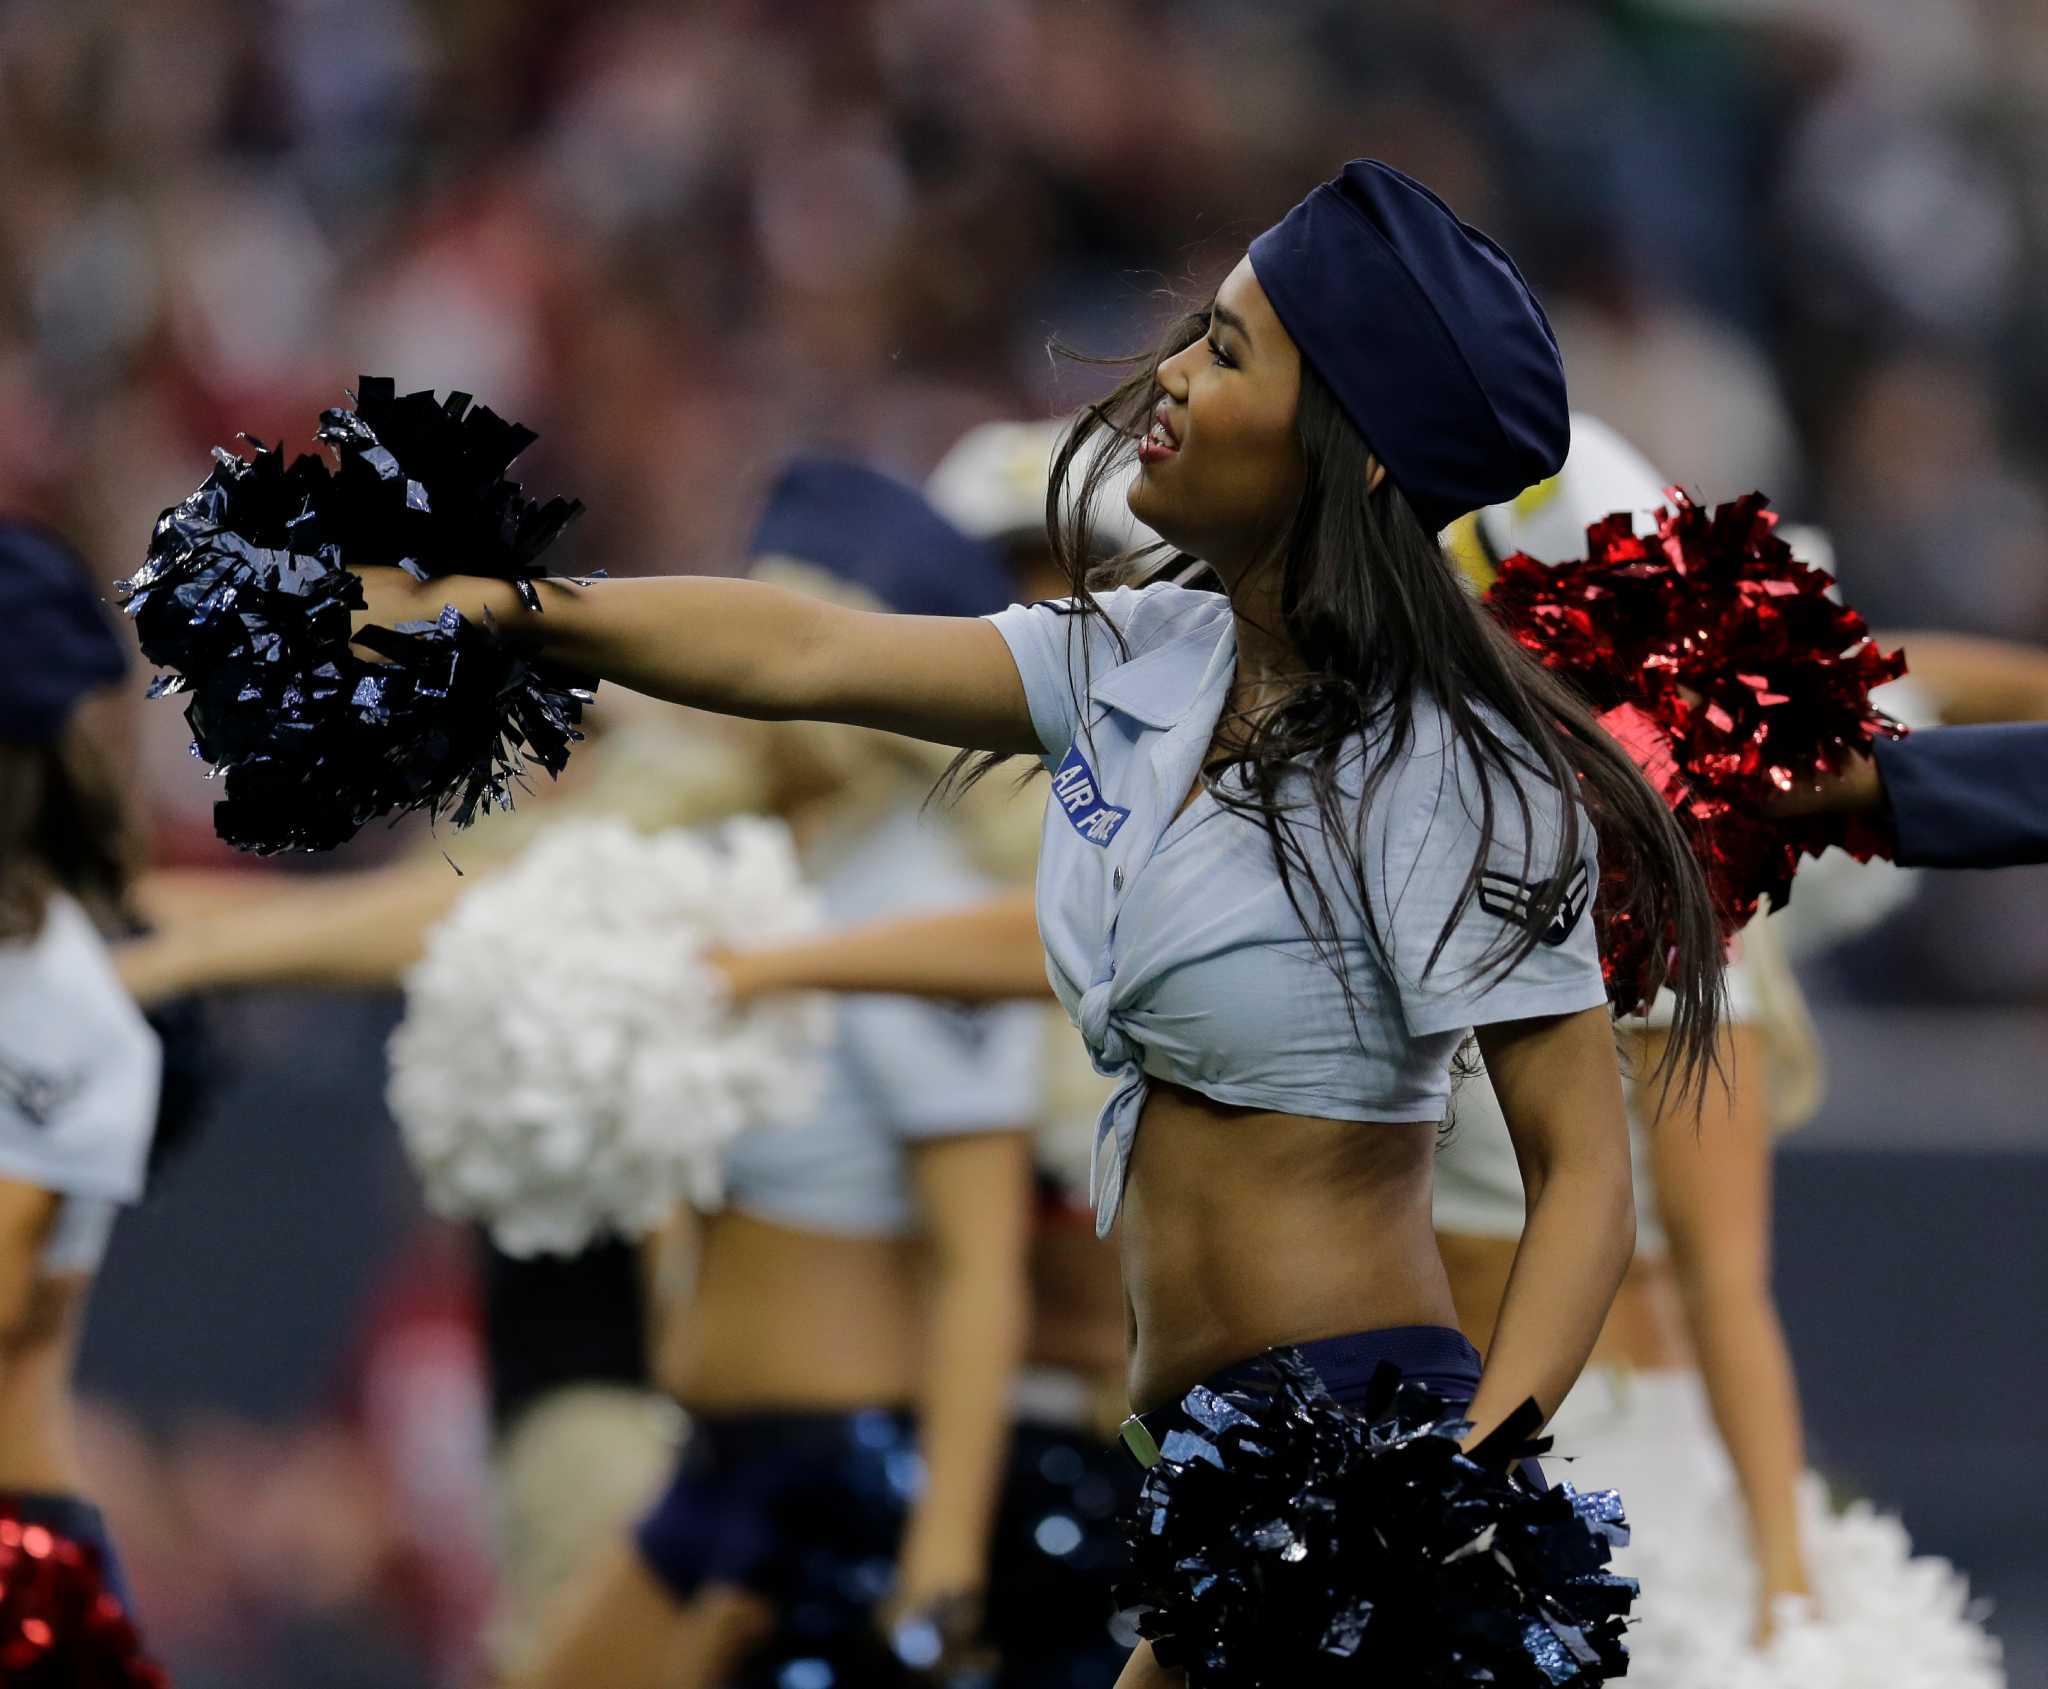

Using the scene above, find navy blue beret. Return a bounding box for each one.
[1248,160,1570,533]
[0,519,128,745]
[749,457,1013,619]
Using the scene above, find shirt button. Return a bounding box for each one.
[1113,866,1125,893]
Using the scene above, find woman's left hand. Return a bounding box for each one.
[1753,1578,1817,1648]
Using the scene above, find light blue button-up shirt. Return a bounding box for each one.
[986,582,1607,1236]
[721,799,1044,1236]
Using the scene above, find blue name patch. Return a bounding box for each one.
[1050,746,1130,846]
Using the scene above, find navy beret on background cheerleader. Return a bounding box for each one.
[0,520,167,1685]
[325,157,1732,1686]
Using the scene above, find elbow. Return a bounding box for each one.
[1609,1174,1638,1273]
[1669,1240,1774,1317]
[1567,1145,1636,1276]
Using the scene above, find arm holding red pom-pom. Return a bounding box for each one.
[1764,750,1884,821]
[1485,490,1907,1011]
[1877,630,2048,725]
[1772,725,2048,869]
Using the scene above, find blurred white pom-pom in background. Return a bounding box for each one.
[388,816,831,1255]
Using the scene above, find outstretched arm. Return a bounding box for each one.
[1876,630,2048,726]
[1640,1022,1810,1641]
[116,859,472,1007]
[1465,1005,1635,1441]
[720,890,1051,1004]
[353,571,1039,755]
[121,867,1059,1012]
[1771,724,2048,868]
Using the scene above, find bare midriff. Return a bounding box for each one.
[1436,1230,1688,1372]
[1119,1078,1458,1413]
[656,1210,926,1413]
[0,1275,91,1493]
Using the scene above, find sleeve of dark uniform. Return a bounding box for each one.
[1873,723,2048,870]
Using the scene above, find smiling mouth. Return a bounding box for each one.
[1138,407,1180,465]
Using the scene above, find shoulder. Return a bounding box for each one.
[821,798,1001,919]
[1095,579,1230,654]
[1,896,148,1035]
[1007,579,1229,655]
[1340,694,1551,802]
[1339,696,1590,875]
[0,896,160,1204]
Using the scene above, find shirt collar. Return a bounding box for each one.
[1087,615,1236,729]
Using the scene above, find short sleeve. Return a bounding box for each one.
[0,899,160,1205]
[983,584,1182,767]
[842,996,1044,1142]
[1362,713,1608,1037]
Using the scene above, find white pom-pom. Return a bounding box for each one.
[1549,1371,2005,1688]
[388,817,832,1255]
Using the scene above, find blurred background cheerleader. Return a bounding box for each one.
[512,459,1044,1689]
[1433,418,2007,1688]
[0,520,165,1662]
[122,679,775,1682]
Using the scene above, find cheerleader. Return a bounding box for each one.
[1436,416,2005,1687]
[512,459,1045,1689]
[0,521,164,1661]
[347,159,1728,1683]
[119,690,774,1683]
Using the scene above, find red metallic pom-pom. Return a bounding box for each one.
[1485,489,1906,1013]
[0,1507,169,1687]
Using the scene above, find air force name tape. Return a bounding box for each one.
[1478,860,1591,947]
[1051,745,1130,846]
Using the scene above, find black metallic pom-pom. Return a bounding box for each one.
[1117,1354,1636,1686]
[117,381,593,854]
[315,376,585,599]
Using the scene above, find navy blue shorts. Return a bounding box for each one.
[985,1421,1141,1689]
[634,1409,919,1608]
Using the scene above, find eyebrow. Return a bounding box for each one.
[1208,301,1254,350]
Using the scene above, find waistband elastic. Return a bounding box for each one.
[687,1407,915,1464]
[1122,1324,1481,1468]
[1257,1324,1483,1403]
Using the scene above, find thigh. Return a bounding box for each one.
[518,1544,775,1689]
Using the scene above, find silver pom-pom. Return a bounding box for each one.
[388,817,831,1254]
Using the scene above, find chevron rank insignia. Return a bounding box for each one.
[1477,860,1591,947]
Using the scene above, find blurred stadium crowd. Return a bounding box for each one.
[4,0,2046,1684]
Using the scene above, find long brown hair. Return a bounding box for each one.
[950,304,1724,1096]
[0,708,140,942]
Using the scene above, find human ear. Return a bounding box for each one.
[1364,455,1388,495]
